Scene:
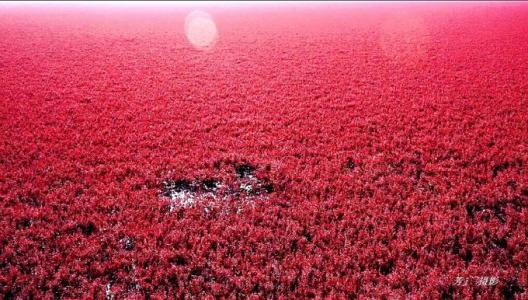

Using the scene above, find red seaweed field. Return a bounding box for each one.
[1,2,528,298]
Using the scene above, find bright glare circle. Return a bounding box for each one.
[185,10,218,50]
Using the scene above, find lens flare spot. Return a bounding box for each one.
[185,10,218,50]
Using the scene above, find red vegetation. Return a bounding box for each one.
[1,3,528,298]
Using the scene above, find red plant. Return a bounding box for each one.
[0,2,527,298]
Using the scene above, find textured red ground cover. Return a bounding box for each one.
[1,2,528,298]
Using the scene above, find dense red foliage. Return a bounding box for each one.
[1,3,528,298]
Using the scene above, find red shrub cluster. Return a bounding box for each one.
[1,3,527,298]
